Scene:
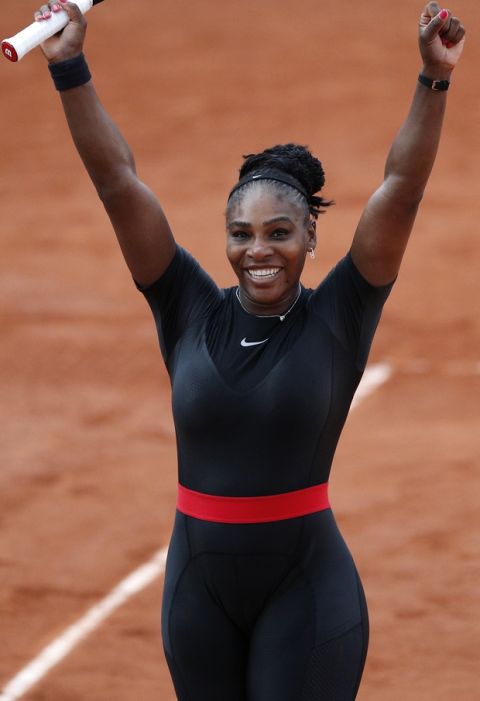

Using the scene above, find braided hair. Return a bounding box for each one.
[228,143,334,221]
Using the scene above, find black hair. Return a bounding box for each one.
[229,143,334,220]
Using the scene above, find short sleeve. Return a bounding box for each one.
[134,245,222,362]
[309,252,394,371]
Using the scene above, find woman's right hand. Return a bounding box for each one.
[34,1,87,63]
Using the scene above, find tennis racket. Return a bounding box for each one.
[2,0,104,62]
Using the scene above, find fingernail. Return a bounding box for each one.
[35,15,43,21]
[439,9,449,20]
[52,3,60,11]
[43,10,51,18]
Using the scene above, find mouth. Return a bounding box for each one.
[245,267,282,280]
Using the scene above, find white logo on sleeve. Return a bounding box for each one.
[241,338,269,347]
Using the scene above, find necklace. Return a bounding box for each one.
[235,284,302,322]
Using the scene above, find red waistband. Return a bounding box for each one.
[176,482,330,524]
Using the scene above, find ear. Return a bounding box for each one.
[307,219,317,251]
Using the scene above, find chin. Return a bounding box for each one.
[243,276,282,297]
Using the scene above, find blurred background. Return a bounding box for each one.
[1,1,479,699]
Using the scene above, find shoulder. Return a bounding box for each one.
[308,252,394,309]
[133,244,199,293]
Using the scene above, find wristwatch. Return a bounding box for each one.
[418,73,450,91]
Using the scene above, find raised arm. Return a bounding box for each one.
[37,1,176,286]
[350,2,465,286]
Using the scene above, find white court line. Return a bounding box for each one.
[0,362,391,700]
[351,361,392,409]
[0,547,169,701]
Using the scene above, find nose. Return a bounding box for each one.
[246,235,274,261]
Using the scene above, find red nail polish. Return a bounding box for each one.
[439,9,448,20]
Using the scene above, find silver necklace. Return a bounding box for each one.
[235,284,302,322]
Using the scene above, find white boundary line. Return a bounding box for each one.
[0,362,391,700]
[0,547,169,701]
[351,361,392,409]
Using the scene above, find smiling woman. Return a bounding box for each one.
[29,0,466,699]
[224,144,333,315]
[134,141,394,697]
[226,197,311,314]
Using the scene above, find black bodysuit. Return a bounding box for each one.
[136,246,392,701]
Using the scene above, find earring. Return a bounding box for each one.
[308,249,316,260]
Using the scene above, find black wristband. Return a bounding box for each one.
[48,53,91,92]
[418,73,450,91]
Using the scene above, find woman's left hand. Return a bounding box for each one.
[419,2,465,76]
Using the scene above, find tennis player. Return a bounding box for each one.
[36,2,465,698]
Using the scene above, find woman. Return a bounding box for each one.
[36,1,465,698]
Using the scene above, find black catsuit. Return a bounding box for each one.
[135,245,393,701]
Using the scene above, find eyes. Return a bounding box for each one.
[230,228,290,241]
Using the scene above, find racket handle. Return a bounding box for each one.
[2,0,102,63]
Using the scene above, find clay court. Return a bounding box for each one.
[1,0,479,699]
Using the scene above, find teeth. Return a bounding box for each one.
[247,268,281,279]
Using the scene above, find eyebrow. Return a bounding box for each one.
[263,216,293,226]
[227,216,293,230]
[227,220,251,230]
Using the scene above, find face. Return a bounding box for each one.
[226,186,316,315]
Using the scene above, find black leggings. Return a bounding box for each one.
[162,510,369,701]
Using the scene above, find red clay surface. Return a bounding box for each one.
[1,1,479,699]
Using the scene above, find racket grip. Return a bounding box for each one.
[2,0,99,63]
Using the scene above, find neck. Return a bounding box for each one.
[236,284,302,320]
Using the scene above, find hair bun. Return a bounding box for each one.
[238,143,333,218]
[240,143,326,198]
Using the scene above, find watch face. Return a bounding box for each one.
[432,80,449,91]
[419,74,449,91]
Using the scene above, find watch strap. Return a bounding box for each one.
[418,73,450,91]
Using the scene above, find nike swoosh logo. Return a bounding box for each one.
[241,338,269,347]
